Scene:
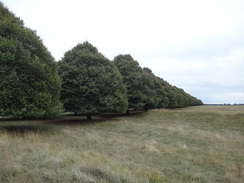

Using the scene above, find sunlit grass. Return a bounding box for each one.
[0,105,244,182]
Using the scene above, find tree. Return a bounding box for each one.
[157,77,203,108]
[58,42,128,120]
[0,3,62,118]
[114,55,171,112]
[113,54,203,110]
[113,55,148,113]
[141,68,157,110]
[142,68,169,109]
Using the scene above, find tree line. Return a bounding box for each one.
[0,3,203,119]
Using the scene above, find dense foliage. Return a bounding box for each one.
[58,42,128,119]
[159,78,203,108]
[113,55,146,111]
[0,3,62,118]
[114,54,203,111]
[1,2,202,119]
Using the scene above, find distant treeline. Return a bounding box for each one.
[0,2,203,119]
[205,104,244,106]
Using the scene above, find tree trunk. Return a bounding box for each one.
[126,110,130,115]
[87,115,92,121]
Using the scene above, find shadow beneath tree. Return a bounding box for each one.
[0,111,146,133]
[97,110,145,119]
[45,111,145,126]
[45,117,106,126]
[0,123,57,135]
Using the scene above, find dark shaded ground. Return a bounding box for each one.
[0,111,146,134]
[0,123,56,134]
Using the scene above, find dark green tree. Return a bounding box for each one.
[58,42,128,120]
[0,3,62,118]
[157,77,203,108]
[113,54,147,113]
[152,77,168,108]
[142,68,169,109]
[141,68,157,110]
[113,55,170,112]
[114,54,202,110]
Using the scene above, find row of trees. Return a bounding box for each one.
[113,55,202,110]
[0,3,202,119]
[58,43,202,119]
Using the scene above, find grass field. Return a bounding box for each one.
[0,105,243,183]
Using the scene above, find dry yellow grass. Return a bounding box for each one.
[0,105,244,182]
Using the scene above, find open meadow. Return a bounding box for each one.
[0,105,243,183]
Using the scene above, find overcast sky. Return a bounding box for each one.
[2,0,244,104]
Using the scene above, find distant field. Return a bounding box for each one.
[0,105,243,183]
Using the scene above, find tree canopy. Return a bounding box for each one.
[0,3,62,118]
[113,55,147,112]
[114,54,202,111]
[1,2,203,119]
[58,42,128,120]
[156,77,203,108]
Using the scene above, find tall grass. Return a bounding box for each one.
[0,106,243,182]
